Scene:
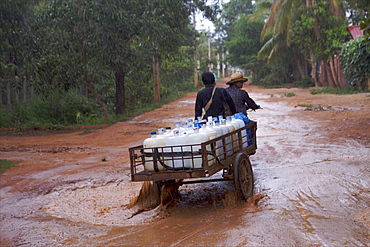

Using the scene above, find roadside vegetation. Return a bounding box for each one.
[0,160,18,174]
[0,83,199,129]
[311,88,370,95]
[1,0,369,130]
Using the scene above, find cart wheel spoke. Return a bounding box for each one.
[233,153,254,200]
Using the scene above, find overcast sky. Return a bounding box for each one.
[195,0,230,32]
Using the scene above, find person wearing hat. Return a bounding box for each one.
[195,72,236,120]
[226,73,260,116]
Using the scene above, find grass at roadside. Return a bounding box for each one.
[311,88,370,95]
[0,159,19,174]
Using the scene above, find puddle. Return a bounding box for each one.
[43,181,161,226]
[1,88,369,246]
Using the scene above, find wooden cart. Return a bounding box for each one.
[129,121,257,200]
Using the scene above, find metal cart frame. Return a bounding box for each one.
[129,121,257,200]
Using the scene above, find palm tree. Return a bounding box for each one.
[258,0,345,87]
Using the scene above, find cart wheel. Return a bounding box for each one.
[233,153,254,200]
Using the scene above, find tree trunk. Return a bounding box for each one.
[193,50,198,88]
[0,83,2,105]
[310,53,318,87]
[82,49,109,123]
[329,58,339,88]
[23,78,27,102]
[153,53,160,103]
[4,37,13,107]
[322,62,335,88]
[6,79,11,107]
[115,69,126,115]
[319,60,326,86]
[87,79,109,124]
[333,55,345,88]
[292,52,307,81]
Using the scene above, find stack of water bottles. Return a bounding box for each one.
[143,114,252,171]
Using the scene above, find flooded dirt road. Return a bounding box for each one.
[1,79,369,246]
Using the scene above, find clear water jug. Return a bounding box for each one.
[143,132,166,171]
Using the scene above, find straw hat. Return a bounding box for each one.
[226,73,248,85]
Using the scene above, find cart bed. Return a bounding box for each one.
[129,121,257,182]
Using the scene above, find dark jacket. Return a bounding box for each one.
[226,84,258,115]
[195,85,236,119]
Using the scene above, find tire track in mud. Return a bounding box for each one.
[1,87,369,246]
[243,97,370,246]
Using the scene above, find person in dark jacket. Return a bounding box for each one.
[225,73,259,116]
[195,72,236,120]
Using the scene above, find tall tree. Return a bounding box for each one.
[225,14,264,71]
[0,0,37,106]
[258,0,347,86]
[215,0,254,43]
[345,0,370,25]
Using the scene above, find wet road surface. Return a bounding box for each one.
[0,88,369,246]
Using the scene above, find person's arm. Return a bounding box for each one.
[242,91,259,110]
[194,92,203,119]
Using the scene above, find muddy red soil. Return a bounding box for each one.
[1,78,369,246]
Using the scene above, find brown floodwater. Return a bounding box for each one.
[1,83,369,246]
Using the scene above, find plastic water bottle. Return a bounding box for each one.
[156,128,167,146]
[211,120,223,138]
[203,122,217,140]
[221,119,234,156]
[172,122,182,134]
[187,118,193,126]
[187,127,209,168]
[181,122,188,134]
[143,132,157,147]
[227,116,239,130]
[166,130,187,169]
[231,115,248,148]
[231,115,245,129]
[143,132,165,171]
[212,120,224,158]
[227,116,240,152]
[164,126,172,137]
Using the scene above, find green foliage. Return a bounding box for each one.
[340,36,370,90]
[1,0,212,128]
[297,103,314,107]
[285,92,296,97]
[293,76,314,88]
[0,91,101,128]
[217,0,254,41]
[359,17,370,42]
[292,2,348,61]
[345,0,369,25]
[252,56,293,87]
[0,160,18,174]
[225,14,265,68]
[310,87,369,94]
[0,74,198,129]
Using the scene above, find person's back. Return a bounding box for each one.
[225,73,259,116]
[195,72,236,119]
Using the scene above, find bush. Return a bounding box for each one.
[341,36,370,90]
[0,91,101,128]
[294,76,314,88]
[0,160,18,174]
[310,87,369,95]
